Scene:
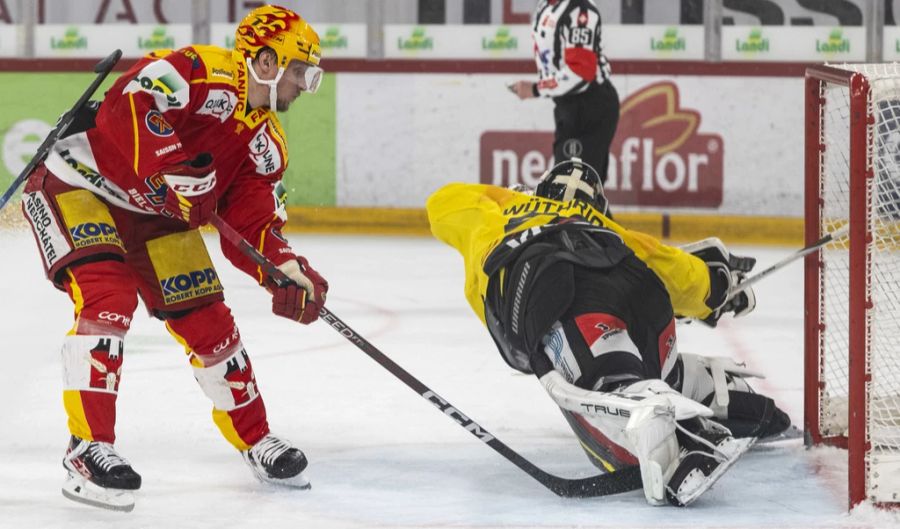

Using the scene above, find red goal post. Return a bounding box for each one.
[805,64,900,509]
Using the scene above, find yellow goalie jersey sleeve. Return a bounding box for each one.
[426,183,715,325]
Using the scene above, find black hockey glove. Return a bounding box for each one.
[681,237,757,328]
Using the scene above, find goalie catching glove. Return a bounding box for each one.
[681,237,756,327]
[270,256,328,324]
[161,153,217,228]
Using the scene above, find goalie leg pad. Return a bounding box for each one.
[676,353,791,438]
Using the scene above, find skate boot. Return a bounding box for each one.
[242,434,310,489]
[61,435,141,512]
[665,418,754,507]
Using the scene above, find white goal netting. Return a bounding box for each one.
[817,63,900,505]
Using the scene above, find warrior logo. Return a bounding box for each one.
[87,338,124,392]
[576,313,640,360]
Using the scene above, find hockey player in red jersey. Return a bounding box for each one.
[20,5,327,511]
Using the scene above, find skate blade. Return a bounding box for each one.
[250,468,312,490]
[62,474,135,512]
[670,437,755,507]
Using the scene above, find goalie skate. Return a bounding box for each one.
[62,473,135,512]
[242,434,311,489]
[665,421,754,507]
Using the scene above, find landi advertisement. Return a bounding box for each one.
[2,70,803,216]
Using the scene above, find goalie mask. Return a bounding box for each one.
[535,158,609,215]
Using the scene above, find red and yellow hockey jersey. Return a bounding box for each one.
[44,45,297,282]
[426,183,715,324]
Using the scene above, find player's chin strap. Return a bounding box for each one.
[245,58,284,112]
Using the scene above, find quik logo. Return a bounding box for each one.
[146,110,174,137]
[69,222,121,249]
[88,338,124,392]
[197,89,237,123]
[480,81,724,207]
[249,125,283,175]
[159,267,223,305]
[223,349,258,406]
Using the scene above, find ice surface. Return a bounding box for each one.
[1,230,898,529]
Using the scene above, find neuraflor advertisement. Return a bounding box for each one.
[334,72,804,216]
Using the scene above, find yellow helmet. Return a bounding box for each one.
[234,5,321,68]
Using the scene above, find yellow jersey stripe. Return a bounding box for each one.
[128,93,140,173]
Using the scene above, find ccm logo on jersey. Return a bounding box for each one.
[197,90,237,122]
[146,110,174,137]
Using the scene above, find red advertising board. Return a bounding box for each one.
[480,81,724,208]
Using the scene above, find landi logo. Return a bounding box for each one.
[322,27,348,49]
[51,27,87,50]
[651,27,685,52]
[483,27,517,50]
[817,29,850,54]
[398,27,433,50]
[139,27,175,50]
[736,28,769,54]
[479,82,724,208]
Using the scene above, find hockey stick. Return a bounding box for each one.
[0,49,122,212]
[209,212,644,498]
[728,224,850,296]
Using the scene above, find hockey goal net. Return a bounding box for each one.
[805,64,900,509]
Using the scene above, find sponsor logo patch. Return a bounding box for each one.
[479,82,724,208]
[223,349,258,406]
[159,267,223,305]
[69,222,121,249]
[23,191,71,268]
[88,338,124,392]
[248,125,283,175]
[146,110,174,137]
[197,89,237,123]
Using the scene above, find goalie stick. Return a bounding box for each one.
[728,224,850,296]
[0,49,123,212]
[209,212,644,498]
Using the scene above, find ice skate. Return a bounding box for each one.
[242,434,310,489]
[61,435,141,512]
[665,420,754,507]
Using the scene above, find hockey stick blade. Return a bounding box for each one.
[0,49,122,212]
[209,213,644,498]
[729,224,850,296]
